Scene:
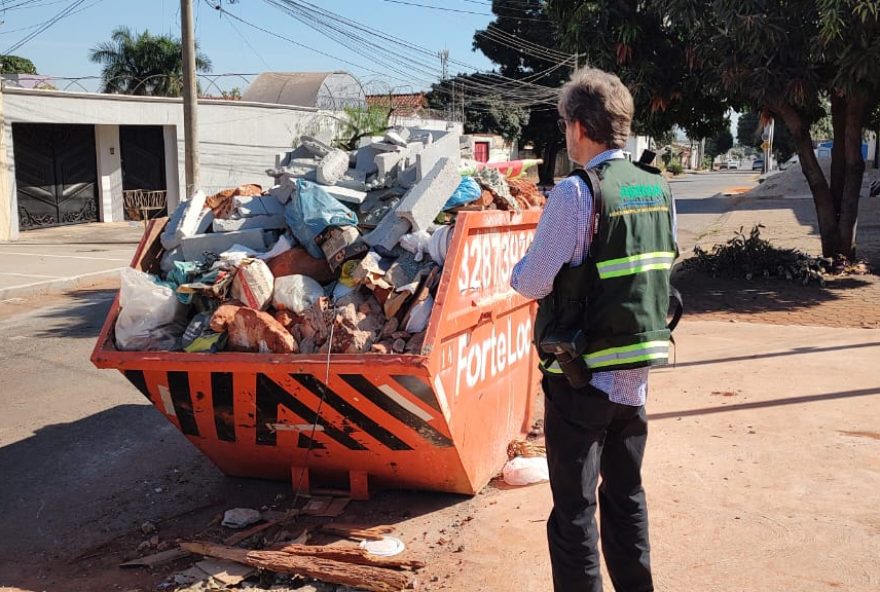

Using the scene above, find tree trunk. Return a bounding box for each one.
[775,104,840,257]
[538,139,562,185]
[830,94,847,211]
[836,93,869,260]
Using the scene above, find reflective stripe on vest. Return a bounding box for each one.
[595,251,677,280]
[541,340,669,373]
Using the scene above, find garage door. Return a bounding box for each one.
[13,123,99,230]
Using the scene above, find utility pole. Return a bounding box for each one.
[0,70,10,241]
[181,0,200,197]
[439,49,450,122]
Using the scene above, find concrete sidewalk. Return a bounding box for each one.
[0,222,143,301]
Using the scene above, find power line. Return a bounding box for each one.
[373,0,548,21]
[265,0,559,104]
[374,0,491,16]
[4,0,89,54]
[0,0,97,34]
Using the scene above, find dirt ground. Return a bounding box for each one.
[674,268,880,329]
[2,317,879,592]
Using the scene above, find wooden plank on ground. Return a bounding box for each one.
[181,542,412,592]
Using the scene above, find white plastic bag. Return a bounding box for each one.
[502,456,550,486]
[115,268,185,351]
[427,225,453,265]
[400,230,431,262]
[273,274,324,314]
[404,294,433,333]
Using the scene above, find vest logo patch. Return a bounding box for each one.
[613,183,668,216]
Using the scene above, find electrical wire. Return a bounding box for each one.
[4,0,88,54]
[0,0,98,34]
[264,0,560,105]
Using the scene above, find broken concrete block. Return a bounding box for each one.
[301,135,334,158]
[160,200,188,250]
[384,129,408,147]
[336,169,367,190]
[322,185,368,205]
[194,208,214,234]
[355,146,380,174]
[398,164,418,189]
[276,144,315,169]
[316,150,350,185]
[397,156,459,232]
[180,229,267,261]
[416,131,461,180]
[212,214,287,232]
[376,151,405,179]
[234,195,285,217]
[370,141,405,152]
[363,208,412,252]
[268,176,297,204]
[173,190,208,242]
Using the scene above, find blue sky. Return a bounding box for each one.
[0,0,499,92]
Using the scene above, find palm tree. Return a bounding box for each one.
[89,26,212,97]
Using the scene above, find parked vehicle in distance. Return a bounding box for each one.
[719,158,740,169]
[751,158,765,171]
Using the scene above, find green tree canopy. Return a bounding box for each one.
[89,26,212,97]
[548,0,880,258]
[426,75,530,143]
[0,55,37,75]
[704,128,734,160]
[468,1,568,183]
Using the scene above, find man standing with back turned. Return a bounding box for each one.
[511,67,677,592]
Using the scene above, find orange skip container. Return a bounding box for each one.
[92,210,541,496]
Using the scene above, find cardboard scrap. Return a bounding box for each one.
[194,558,255,586]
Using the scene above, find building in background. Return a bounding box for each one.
[241,71,366,110]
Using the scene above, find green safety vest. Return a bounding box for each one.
[534,158,678,374]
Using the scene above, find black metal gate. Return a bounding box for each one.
[13,123,99,230]
[120,125,168,220]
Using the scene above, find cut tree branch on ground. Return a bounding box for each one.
[272,544,424,570]
[181,542,415,592]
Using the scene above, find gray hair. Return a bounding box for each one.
[558,67,634,149]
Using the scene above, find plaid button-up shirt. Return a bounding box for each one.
[511,149,666,406]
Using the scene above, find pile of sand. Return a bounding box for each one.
[747,159,879,199]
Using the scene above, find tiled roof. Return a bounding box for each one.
[365,93,427,117]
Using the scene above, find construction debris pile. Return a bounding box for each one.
[124,496,423,592]
[114,127,544,355]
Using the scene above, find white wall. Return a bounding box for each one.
[94,125,124,222]
[392,114,464,134]
[1,89,340,239]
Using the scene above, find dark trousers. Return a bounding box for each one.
[543,374,653,592]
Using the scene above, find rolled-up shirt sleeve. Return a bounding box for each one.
[510,178,580,300]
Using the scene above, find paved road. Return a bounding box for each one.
[669,170,759,252]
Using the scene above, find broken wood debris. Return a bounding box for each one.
[319,523,393,541]
[222,509,300,546]
[271,544,424,571]
[181,542,415,592]
[119,547,190,568]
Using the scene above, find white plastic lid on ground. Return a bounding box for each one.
[359,535,406,557]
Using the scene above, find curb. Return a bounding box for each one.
[0,268,125,302]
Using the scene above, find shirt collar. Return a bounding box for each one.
[585,149,625,169]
